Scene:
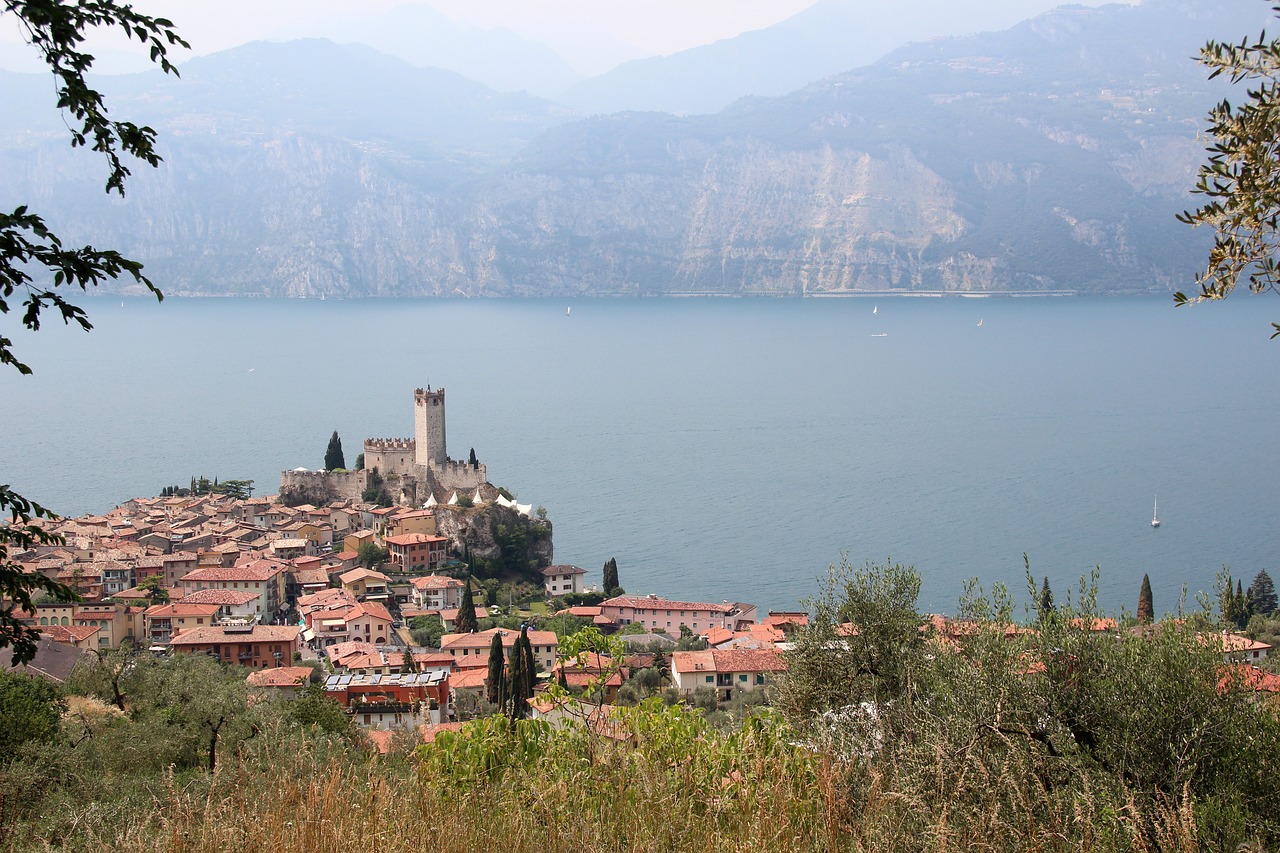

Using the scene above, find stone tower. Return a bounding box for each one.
[413,386,447,467]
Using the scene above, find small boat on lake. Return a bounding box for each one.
[1151,496,1160,528]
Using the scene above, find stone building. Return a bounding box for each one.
[281,386,487,507]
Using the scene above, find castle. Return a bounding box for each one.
[280,387,487,506]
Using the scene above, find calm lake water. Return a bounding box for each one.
[2,294,1278,616]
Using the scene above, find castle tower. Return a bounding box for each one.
[414,386,447,467]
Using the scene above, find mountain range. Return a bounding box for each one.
[0,0,1267,298]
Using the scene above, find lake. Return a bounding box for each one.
[2,294,1277,617]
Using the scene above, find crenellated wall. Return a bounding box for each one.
[279,469,361,503]
[364,438,417,478]
[432,459,487,492]
[283,387,492,505]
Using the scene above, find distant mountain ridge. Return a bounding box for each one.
[0,0,1265,298]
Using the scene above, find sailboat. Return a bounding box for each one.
[566,306,571,317]
[977,318,983,327]
[1151,496,1160,528]
[873,305,878,315]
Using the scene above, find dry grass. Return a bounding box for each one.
[9,705,1209,853]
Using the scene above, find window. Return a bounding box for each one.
[705,675,713,683]
[738,674,748,682]
[755,674,765,685]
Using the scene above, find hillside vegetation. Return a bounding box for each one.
[2,561,1277,852]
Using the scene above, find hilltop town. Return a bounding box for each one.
[8,477,1278,743]
[4,482,821,731]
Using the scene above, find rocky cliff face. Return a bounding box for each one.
[3,0,1254,298]
[432,505,553,578]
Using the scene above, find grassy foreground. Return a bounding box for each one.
[6,702,1210,853]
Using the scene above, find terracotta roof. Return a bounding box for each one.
[299,588,357,609]
[292,567,331,586]
[180,589,261,606]
[673,648,787,674]
[702,627,736,647]
[246,666,313,688]
[326,640,379,664]
[1231,664,1280,693]
[183,562,282,582]
[170,624,301,645]
[449,668,488,690]
[440,627,558,651]
[602,595,735,614]
[40,624,100,643]
[418,722,465,744]
[339,567,391,584]
[1214,632,1273,654]
[385,533,446,547]
[351,600,394,623]
[410,574,465,591]
[763,612,810,630]
[555,605,602,618]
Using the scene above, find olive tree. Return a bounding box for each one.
[1177,3,1280,337]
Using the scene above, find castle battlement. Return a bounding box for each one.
[286,385,486,508]
[364,437,415,452]
[414,386,445,404]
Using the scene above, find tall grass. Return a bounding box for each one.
[4,702,1208,853]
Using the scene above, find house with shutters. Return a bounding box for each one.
[169,623,302,668]
[670,648,787,703]
[541,564,586,597]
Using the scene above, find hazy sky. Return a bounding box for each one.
[1,0,1137,76]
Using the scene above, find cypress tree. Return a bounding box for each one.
[519,627,537,681]
[324,430,345,471]
[455,575,478,633]
[1137,574,1154,624]
[506,631,532,721]
[1247,570,1278,615]
[1037,577,1054,623]
[486,632,506,705]
[1236,580,1252,628]
[603,557,620,595]
[402,643,419,674]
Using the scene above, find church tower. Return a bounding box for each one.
[413,387,447,467]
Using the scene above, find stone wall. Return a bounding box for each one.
[431,459,487,493]
[364,438,417,479]
[414,387,447,467]
[278,469,360,504]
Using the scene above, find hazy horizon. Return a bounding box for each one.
[0,0,1139,80]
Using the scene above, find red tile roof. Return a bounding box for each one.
[180,589,261,606]
[246,666,313,688]
[602,595,734,614]
[170,624,301,646]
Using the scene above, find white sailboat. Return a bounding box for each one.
[977,318,983,327]
[873,305,878,315]
[1151,496,1160,528]
[566,306,571,317]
